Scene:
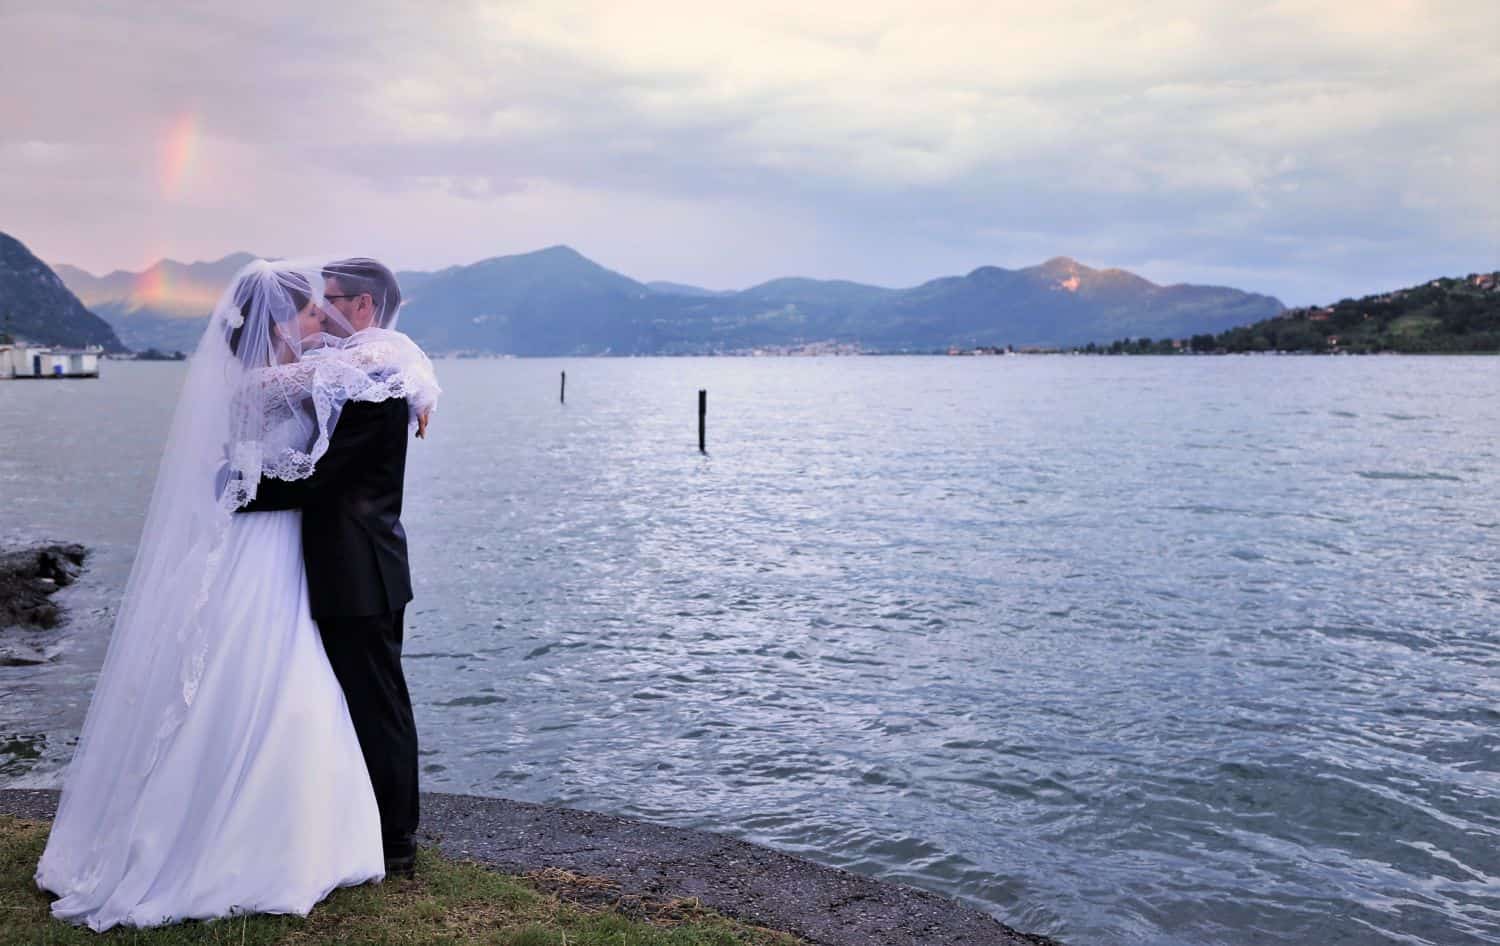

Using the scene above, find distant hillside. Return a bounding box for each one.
[645,281,729,298]
[397,249,1283,354]
[1203,273,1499,354]
[848,257,1282,350]
[57,252,255,352]
[54,245,1286,355]
[0,232,124,351]
[398,245,666,354]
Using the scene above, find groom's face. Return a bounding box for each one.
[324,276,376,333]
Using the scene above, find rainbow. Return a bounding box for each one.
[134,264,172,307]
[160,113,199,200]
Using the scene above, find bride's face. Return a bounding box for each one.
[294,301,325,341]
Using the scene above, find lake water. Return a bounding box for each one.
[2,356,1497,945]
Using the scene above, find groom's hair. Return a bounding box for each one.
[323,257,402,328]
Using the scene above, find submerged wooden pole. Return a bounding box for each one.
[698,389,707,454]
[560,370,566,404]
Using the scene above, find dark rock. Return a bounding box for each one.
[36,545,86,587]
[0,544,88,632]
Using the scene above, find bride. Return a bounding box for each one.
[34,259,440,930]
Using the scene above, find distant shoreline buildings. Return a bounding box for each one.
[0,343,102,379]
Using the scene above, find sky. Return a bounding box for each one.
[1,1,1495,305]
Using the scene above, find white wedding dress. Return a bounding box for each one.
[37,416,384,931]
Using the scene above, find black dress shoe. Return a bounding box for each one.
[384,852,416,879]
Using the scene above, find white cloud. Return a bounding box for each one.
[0,0,1494,303]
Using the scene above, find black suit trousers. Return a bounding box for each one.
[318,608,419,860]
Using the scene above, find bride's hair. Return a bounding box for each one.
[225,269,312,360]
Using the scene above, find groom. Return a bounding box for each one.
[241,257,424,878]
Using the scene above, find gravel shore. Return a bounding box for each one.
[1,788,1058,945]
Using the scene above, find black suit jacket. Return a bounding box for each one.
[240,397,413,619]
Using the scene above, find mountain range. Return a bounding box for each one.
[53,252,257,353]
[42,245,1283,355]
[0,233,124,351]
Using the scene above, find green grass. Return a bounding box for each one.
[1,816,803,946]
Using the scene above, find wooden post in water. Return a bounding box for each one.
[698,389,707,454]
[560,371,566,404]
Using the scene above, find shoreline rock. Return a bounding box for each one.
[0,543,88,666]
[0,544,88,632]
[0,788,1061,945]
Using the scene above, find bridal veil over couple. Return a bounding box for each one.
[35,257,442,930]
